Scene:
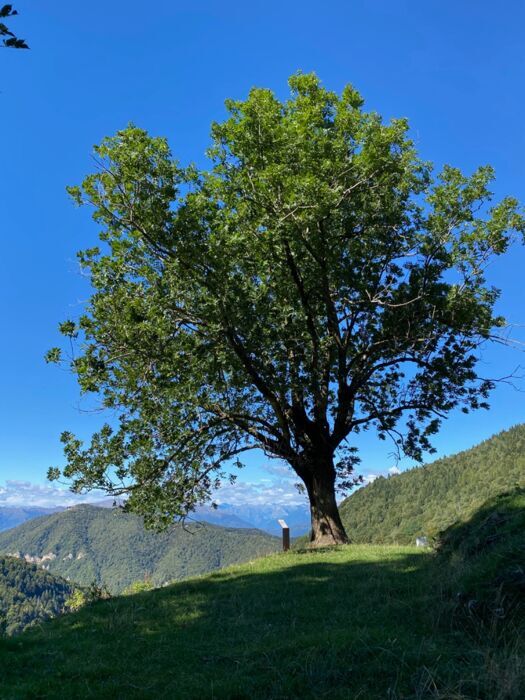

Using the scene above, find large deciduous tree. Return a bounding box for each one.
[48,74,524,546]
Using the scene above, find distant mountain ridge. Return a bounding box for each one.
[0,506,64,533]
[339,424,525,543]
[0,504,279,593]
[196,502,310,536]
[0,500,311,537]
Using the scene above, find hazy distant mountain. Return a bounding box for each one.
[0,506,64,533]
[191,508,255,530]
[0,499,310,541]
[197,503,311,536]
[0,504,279,593]
[0,499,119,534]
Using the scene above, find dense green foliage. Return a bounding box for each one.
[1,491,523,699]
[0,504,279,593]
[47,73,524,544]
[339,424,525,543]
[0,556,75,636]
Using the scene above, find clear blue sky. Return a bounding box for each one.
[1,1,524,504]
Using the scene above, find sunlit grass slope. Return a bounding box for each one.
[2,499,524,700]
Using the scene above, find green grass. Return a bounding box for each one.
[1,491,523,699]
[1,539,523,700]
[438,489,525,617]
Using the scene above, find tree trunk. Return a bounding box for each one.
[304,459,349,547]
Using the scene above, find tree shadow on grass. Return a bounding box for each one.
[436,488,525,636]
[0,546,486,700]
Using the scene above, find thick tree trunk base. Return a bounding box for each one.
[308,519,349,548]
[308,536,349,548]
[306,469,349,548]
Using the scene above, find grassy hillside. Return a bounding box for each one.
[438,488,525,614]
[339,424,525,543]
[1,491,523,699]
[0,556,76,636]
[0,504,279,593]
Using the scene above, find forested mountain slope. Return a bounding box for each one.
[0,556,75,636]
[340,424,525,543]
[0,505,279,593]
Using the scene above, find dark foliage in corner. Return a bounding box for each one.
[0,4,28,49]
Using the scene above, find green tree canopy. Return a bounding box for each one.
[48,73,525,545]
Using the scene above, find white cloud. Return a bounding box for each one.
[262,463,295,480]
[209,461,306,508]
[0,480,108,508]
[0,474,303,513]
[360,465,403,485]
[213,473,307,508]
[0,459,400,512]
